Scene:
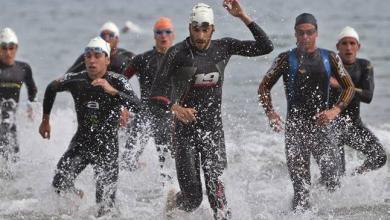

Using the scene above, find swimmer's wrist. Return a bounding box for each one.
[240,14,252,25]
[109,88,119,96]
[42,114,50,122]
[265,109,275,117]
[333,105,342,114]
[170,103,178,112]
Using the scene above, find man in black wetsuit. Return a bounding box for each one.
[330,26,386,175]
[121,17,175,182]
[67,21,134,75]
[67,21,136,137]
[38,37,140,217]
[258,13,355,211]
[150,1,273,219]
[0,27,37,162]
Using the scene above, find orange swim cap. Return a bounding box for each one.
[154,17,174,30]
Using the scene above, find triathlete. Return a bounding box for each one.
[330,26,387,175]
[67,21,136,137]
[258,13,355,211]
[38,37,140,217]
[0,27,37,162]
[150,1,273,219]
[122,17,175,184]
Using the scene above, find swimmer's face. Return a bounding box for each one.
[100,30,119,52]
[0,43,17,65]
[84,49,110,78]
[154,28,175,53]
[337,37,360,65]
[295,23,318,53]
[189,23,214,50]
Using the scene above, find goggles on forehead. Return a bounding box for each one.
[154,29,173,35]
[191,21,211,28]
[0,42,17,50]
[84,47,107,55]
[194,4,211,9]
[100,32,116,39]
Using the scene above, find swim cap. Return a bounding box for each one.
[189,3,214,26]
[154,17,174,30]
[85,37,111,58]
[0,27,18,44]
[337,26,359,43]
[295,13,317,29]
[100,21,120,37]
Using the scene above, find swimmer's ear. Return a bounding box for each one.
[105,55,110,65]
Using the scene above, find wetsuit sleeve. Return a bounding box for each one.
[330,52,355,110]
[150,47,179,110]
[224,22,273,57]
[122,50,135,59]
[357,59,374,103]
[66,54,85,73]
[42,75,73,115]
[115,75,141,113]
[22,63,38,102]
[118,50,135,75]
[258,53,287,114]
[123,54,142,79]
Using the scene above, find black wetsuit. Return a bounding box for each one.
[151,22,273,217]
[330,58,386,174]
[123,48,173,175]
[258,48,355,210]
[0,61,37,158]
[43,71,140,213]
[67,48,134,74]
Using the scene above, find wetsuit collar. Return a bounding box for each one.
[297,45,317,54]
[86,70,108,80]
[153,46,165,55]
[297,47,319,58]
[343,62,356,68]
[0,60,15,67]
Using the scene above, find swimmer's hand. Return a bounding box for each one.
[39,114,51,139]
[223,0,252,25]
[120,108,132,127]
[315,106,341,126]
[91,78,118,96]
[329,77,341,89]
[266,110,284,132]
[171,104,197,124]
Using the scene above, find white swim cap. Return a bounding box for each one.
[85,37,111,57]
[189,3,214,26]
[100,21,120,37]
[0,27,18,44]
[338,26,359,43]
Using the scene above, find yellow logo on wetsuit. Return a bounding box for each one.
[0,82,22,88]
